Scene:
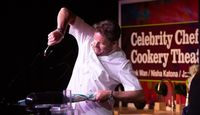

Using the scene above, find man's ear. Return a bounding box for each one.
[112,41,118,47]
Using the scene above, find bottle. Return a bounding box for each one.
[25,91,64,106]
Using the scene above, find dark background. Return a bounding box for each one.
[3,0,118,103]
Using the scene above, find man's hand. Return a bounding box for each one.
[47,29,64,46]
[94,90,112,102]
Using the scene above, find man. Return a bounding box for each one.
[48,7,145,115]
[187,69,200,115]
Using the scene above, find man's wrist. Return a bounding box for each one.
[109,90,115,100]
[56,28,65,35]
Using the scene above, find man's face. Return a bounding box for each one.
[91,32,114,56]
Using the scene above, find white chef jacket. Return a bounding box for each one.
[66,17,142,115]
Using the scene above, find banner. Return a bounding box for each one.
[119,0,199,81]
